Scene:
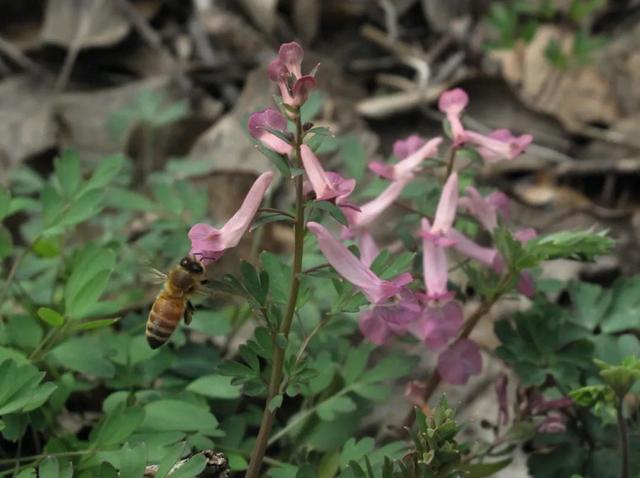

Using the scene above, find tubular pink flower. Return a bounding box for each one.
[300,145,355,204]
[248,108,293,155]
[358,230,380,268]
[189,172,274,265]
[460,186,503,231]
[438,88,468,144]
[487,191,510,221]
[422,218,451,301]
[431,172,459,234]
[369,137,442,181]
[393,134,428,160]
[448,229,500,268]
[420,174,460,301]
[437,339,483,385]
[465,129,533,162]
[517,270,535,298]
[307,221,412,304]
[346,176,412,230]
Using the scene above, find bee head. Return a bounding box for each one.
[179,256,205,275]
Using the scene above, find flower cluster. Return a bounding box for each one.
[188,41,535,387]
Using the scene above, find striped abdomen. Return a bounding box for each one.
[146,291,186,349]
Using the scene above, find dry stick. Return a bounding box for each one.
[0,36,41,73]
[114,0,190,92]
[245,113,306,478]
[54,0,102,93]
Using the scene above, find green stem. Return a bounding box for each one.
[402,271,517,429]
[616,397,629,478]
[245,111,306,478]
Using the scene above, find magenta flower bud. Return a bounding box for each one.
[278,41,304,79]
[437,339,483,385]
[188,172,274,265]
[291,75,317,107]
[411,301,463,349]
[248,108,293,155]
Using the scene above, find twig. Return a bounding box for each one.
[54,0,102,93]
[0,36,41,73]
[114,0,190,92]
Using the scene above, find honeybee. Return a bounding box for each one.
[146,255,207,349]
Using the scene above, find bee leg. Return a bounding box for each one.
[184,301,195,325]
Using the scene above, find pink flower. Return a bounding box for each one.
[438,88,468,144]
[344,176,412,231]
[393,135,427,160]
[300,145,355,203]
[421,173,459,301]
[437,339,482,385]
[412,301,463,349]
[188,172,274,266]
[465,129,533,162]
[359,292,420,345]
[437,88,533,161]
[448,229,500,270]
[369,137,442,181]
[459,187,509,232]
[307,222,412,304]
[248,108,293,155]
[357,230,380,268]
[268,41,317,108]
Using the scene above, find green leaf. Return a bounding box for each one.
[56,189,105,229]
[342,345,372,383]
[66,269,113,319]
[71,318,119,331]
[313,200,348,226]
[97,443,147,478]
[186,375,241,399]
[92,403,145,448]
[54,150,82,197]
[0,225,12,260]
[39,457,60,478]
[79,154,126,195]
[0,187,10,221]
[525,229,613,265]
[340,437,375,468]
[50,338,115,378]
[156,441,186,478]
[167,453,207,478]
[141,400,219,433]
[339,135,366,181]
[0,359,57,415]
[317,395,357,421]
[256,143,291,177]
[458,459,512,477]
[300,90,325,123]
[105,188,157,212]
[37,307,65,327]
[65,246,115,319]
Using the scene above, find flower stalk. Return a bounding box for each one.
[246,111,306,478]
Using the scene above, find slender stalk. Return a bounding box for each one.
[616,398,629,478]
[444,145,458,179]
[245,112,306,478]
[402,272,516,429]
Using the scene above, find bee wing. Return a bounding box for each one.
[146,268,168,285]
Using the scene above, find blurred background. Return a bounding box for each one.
[1,1,640,474]
[2,0,640,277]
